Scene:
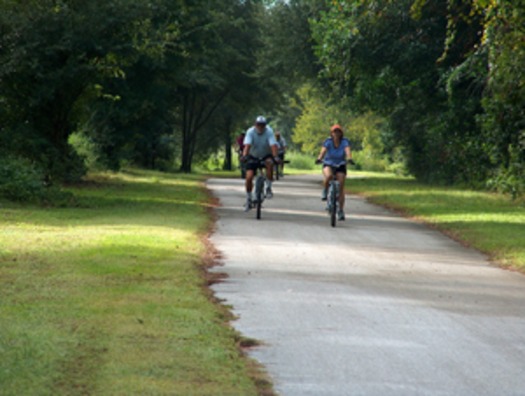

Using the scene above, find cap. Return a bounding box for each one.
[330,124,343,133]
[255,116,267,124]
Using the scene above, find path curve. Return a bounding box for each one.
[207,174,525,396]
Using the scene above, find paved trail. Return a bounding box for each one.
[207,174,525,396]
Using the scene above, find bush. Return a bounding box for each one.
[68,132,100,171]
[0,156,74,204]
[353,151,388,172]
[0,156,47,201]
[285,151,316,170]
[486,144,524,199]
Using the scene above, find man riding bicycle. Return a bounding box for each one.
[275,130,287,177]
[241,116,279,211]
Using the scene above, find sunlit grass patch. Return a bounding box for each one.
[0,168,261,395]
[347,174,525,271]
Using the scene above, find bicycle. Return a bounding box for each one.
[245,156,279,219]
[273,158,289,181]
[316,159,355,227]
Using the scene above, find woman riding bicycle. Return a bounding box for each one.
[316,124,353,221]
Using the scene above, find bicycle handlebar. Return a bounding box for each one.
[243,155,283,166]
[315,159,356,166]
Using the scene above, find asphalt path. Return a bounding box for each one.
[207,174,525,396]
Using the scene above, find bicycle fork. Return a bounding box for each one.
[254,175,266,204]
[327,180,340,211]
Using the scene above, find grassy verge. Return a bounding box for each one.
[0,169,270,395]
[346,172,525,271]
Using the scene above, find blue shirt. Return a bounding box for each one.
[323,137,350,166]
[243,126,276,158]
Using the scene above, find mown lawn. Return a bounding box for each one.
[2,166,523,395]
[347,172,525,271]
[0,169,270,396]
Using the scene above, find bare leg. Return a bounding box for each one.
[322,166,332,190]
[245,170,254,193]
[265,158,274,181]
[336,172,346,210]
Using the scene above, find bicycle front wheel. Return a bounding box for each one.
[330,183,337,227]
[255,176,264,219]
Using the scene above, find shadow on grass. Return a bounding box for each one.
[347,176,525,269]
[2,172,211,232]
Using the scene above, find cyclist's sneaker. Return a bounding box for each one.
[337,209,345,221]
[244,198,252,211]
[321,189,327,201]
[266,187,273,199]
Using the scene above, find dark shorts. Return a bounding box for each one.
[323,164,347,175]
[246,154,273,172]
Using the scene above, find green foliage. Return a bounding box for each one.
[68,131,100,171]
[0,0,266,179]
[309,0,524,196]
[477,1,525,197]
[292,83,356,155]
[486,143,525,199]
[0,155,73,205]
[285,151,317,170]
[0,0,149,181]
[291,83,399,172]
[0,156,47,202]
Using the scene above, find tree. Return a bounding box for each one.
[172,0,266,173]
[310,0,523,194]
[0,0,152,182]
[310,0,496,183]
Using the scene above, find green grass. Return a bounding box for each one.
[0,169,269,395]
[346,172,525,271]
[8,163,520,395]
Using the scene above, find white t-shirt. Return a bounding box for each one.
[276,136,287,154]
[243,126,276,158]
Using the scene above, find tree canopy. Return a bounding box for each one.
[1,0,523,198]
[311,0,524,194]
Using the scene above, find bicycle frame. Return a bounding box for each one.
[247,157,272,219]
[327,167,340,227]
[323,161,346,227]
[273,159,289,181]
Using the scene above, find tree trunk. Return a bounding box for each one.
[223,116,233,171]
[179,88,229,173]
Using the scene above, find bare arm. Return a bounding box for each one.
[345,146,352,160]
[317,146,327,161]
[271,144,278,158]
[242,144,251,158]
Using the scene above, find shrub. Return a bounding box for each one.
[285,151,316,170]
[0,156,47,201]
[0,155,74,205]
